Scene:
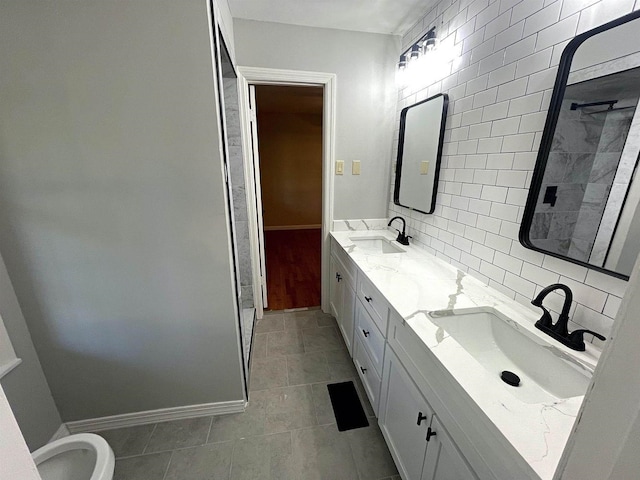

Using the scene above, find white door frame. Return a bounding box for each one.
[237,66,336,318]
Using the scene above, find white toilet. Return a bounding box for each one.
[32,433,115,480]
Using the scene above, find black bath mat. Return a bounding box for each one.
[327,381,369,431]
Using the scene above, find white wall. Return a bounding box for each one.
[0,385,41,480]
[0,0,244,421]
[233,19,399,220]
[390,0,639,344]
[0,252,61,450]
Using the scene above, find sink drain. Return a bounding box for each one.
[500,370,520,387]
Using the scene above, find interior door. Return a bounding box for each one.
[248,85,268,309]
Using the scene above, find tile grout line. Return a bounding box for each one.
[204,415,214,444]
[161,450,174,480]
[141,423,158,455]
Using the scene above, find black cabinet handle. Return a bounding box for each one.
[336,272,342,282]
[360,366,367,374]
[426,427,437,441]
[417,412,428,425]
[362,329,370,337]
[364,296,372,302]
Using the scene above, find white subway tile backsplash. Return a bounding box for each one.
[501,132,535,152]
[391,0,630,349]
[542,255,587,282]
[496,170,528,187]
[466,74,490,95]
[461,107,484,126]
[496,77,529,102]
[518,111,547,132]
[506,187,529,205]
[491,117,520,136]
[603,295,621,319]
[473,169,498,184]
[515,48,553,78]
[511,0,544,25]
[560,277,609,312]
[490,202,519,221]
[473,87,499,108]
[482,100,510,121]
[504,35,537,64]
[480,260,506,282]
[505,271,537,297]
[513,151,538,169]
[576,0,635,33]
[508,92,544,116]
[585,270,628,298]
[560,0,598,19]
[494,20,526,51]
[523,1,562,37]
[461,182,483,197]
[467,0,490,19]
[458,139,479,153]
[476,0,501,27]
[468,122,493,138]
[471,37,498,63]
[488,63,517,88]
[468,198,492,215]
[478,51,506,76]
[477,136,504,153]
[494,250,523,274]
[484,10,512,38]
[522,262,560,286]
[535,13,579,50]
[486,152,514,169]
[481,185,508,202]
[485,231,512,253]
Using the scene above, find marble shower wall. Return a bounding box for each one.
[532,91,637,263]
[389,0,638,346]
[224,77,254,309]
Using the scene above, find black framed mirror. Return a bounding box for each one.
[394,93,448,214]
[520,10,640,280]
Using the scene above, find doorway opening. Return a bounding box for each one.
[253,85,324,310]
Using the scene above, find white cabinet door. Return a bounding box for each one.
[422,416,477,480]
[329,255,342,320]
[340,282,356,355]
[379,348,431,480]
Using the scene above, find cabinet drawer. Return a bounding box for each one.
[331,237,356,288]
[355,299,385,377]
[353,334,381,414]
[356,274,389,335]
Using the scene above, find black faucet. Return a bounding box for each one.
[388,216,411,245]
[531,283,605,351]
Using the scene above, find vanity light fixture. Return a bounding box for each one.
[396,26,437,87]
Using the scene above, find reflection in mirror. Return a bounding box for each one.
[521,11,640,279]
[394,94,448,214]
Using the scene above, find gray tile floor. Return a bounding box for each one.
[99,309,399,480]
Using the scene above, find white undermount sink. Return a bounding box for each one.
[349,236,406,254]
[428,307,592,404]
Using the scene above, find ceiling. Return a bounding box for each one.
[228,0,432,35]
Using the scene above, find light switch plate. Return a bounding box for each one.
[352,160,361,175]
[336,160,344,175]
[420,161,429,175]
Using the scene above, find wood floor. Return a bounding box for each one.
[264,229,321,310]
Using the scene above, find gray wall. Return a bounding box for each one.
[0,253,61,449]
[233,19,399,220]
[0,0,244,421]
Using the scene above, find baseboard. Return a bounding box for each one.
[264,224,321,231]
[65,400,246,433]
[48,423,70,442]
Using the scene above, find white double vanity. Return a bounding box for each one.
[329,229,599,480]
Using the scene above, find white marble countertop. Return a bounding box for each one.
[331,229,600,480]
